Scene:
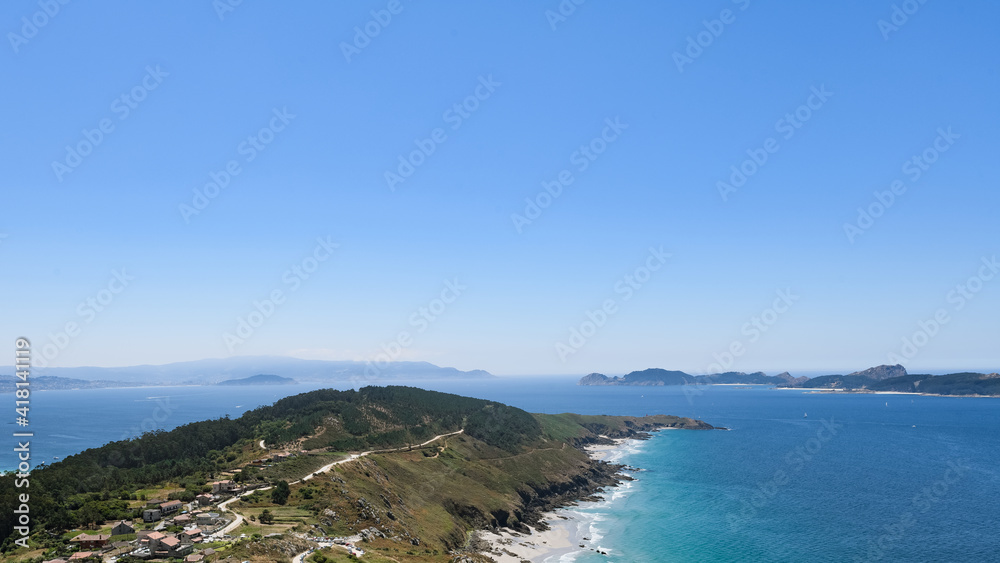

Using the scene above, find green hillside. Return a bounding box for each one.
[0,386,715,562]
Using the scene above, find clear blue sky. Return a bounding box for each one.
[3,1,998,376]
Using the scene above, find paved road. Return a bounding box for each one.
[216,486,273,536]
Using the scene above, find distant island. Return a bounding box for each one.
[217,374,298,386]
[0,356,494,392]
[777,365,1000,396]
[579,365,1000,397]
[579,368,808,387]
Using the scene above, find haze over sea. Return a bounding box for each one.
[8,378,998,562]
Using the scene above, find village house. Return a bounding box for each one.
[181,528,203,543]
[173,514,192,525]
[111,520,135,536]
[210,480,238,494]
[142,508,161,522]
[68,552,97,561]
[195,512,218,527]
[142,531,165,547]
[161,499,183,514]
[69,533,109,550]
[154,535,193,558]
[195,493,213,506]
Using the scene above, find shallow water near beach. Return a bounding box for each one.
[7,378,1000,561]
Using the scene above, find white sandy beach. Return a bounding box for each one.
[479,437,638,562]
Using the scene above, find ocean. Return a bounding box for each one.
[5,378,999,562]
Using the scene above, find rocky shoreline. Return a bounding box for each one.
[473,424,701,562]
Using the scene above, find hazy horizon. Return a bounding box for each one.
[6,353,995,380]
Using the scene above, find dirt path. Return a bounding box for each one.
[223,430,463,544]
[292,429,463,484]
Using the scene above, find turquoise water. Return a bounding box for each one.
[5,379,999,561]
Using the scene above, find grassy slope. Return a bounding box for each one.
[0,387,715,563]
[227,413,713,562]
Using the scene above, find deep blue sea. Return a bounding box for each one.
[5,378,999,562]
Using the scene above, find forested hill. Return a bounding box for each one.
[0,386,540,539]
[779,370,1000,396]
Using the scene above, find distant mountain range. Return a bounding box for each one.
[0,356,493,392]
[217,374,298,386]
[776,365,1000,396]
[579,368,808,387]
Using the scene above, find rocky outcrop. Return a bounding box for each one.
[578,373,611,385]
[847,364,907,380]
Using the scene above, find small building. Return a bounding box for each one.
[68,553,97,561]
[185,554,204,562]
[69,533,109,550]
[41,559,68,563]
[210,480,237,494]
[155,536,193,558]
[181,528,203,543]
[195,493,213,506]
[161,500,183,514]
[196,512,218,526]
[173,514,192,525]
[143,531,165,547]
[111,520,135,536]
[142,508,161,522]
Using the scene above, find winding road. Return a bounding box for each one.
[219,430,464,539]
[216,485,272,536]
